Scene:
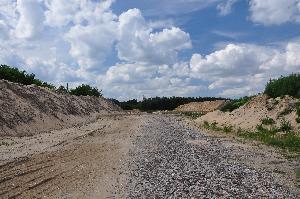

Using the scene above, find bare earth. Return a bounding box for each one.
[0,114,299,198]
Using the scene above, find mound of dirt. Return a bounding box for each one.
[0,80,122,136]
[196,95,300,132]
[175,100,229,113]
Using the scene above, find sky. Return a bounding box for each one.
[0,0,300,100]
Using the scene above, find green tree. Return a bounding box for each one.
[0,64,55,89]
[69,84,102,97]
[265,74,300,98]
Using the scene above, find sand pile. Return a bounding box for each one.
[175,100,228,113]
[196,95,300,132]
[0,80,122,136]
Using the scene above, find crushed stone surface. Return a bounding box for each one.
[127,115,298,198]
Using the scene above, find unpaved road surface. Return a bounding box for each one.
[0,114,299,198]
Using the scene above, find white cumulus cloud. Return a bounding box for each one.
[190,40,300,97]
[15,0,45,39]
[117,9,192,65]
[249,0,300,25]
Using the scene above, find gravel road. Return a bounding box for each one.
[0,114,299,198]
[126,115,299,198]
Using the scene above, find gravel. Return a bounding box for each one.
[126,115,298,198]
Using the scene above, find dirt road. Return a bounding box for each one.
[0,114,299,198]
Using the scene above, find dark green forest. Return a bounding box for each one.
[111,96,227,111]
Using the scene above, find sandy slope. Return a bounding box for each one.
[196,95,300,132]
[0,80,122,136]
[174,100,228,113]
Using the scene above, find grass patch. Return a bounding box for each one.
[279,108,293,116]
[280,120,292,133]
[203,121,232,132]
[202,121,300,153]
[223,125,233,133]
[240,126,300,152]
[261,117,275,125]
[296,170,300,181]
[220,96,252,112]
[180,112,203,119]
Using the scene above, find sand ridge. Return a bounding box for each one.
[0,80,122,136]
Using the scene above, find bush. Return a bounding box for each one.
[0,64,55,89]
[220,96,251,112]
[223,125,233,133]
[261,117,275,125]
[279,108,293,116]
[69,84,102,97]
[296,102,300,123]
[180,112,203,119]
[203,121,210,129]
[56,85,68,94]
[280,120,292,133]
[264,73,300,98]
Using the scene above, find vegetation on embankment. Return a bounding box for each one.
[220,96,252,112]
[202,120,300,153]
[0,65,102,97]
[0,64,55,89]
[265,73,300,98]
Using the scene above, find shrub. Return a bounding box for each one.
[70,84,102,97]
[223,125,233,133]
[261,117,275,125]
[203,121,210,129]
[296,102,300,123]
[181,112,203,119]
[280,120,292,133]
[220,96,251,112]
[279,108,293,116]
[264,73,300,98]
[56,85,68,94]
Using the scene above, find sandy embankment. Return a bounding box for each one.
[0,80,122,136]
[196,95,300,132]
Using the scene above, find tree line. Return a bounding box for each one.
[0,65,102,97]
[264,73,300,98]
[111,96,227,112]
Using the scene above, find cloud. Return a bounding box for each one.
[117,9,192,65]
[1,0,300,100]
[249,0,300,25]
[15,0,45,39]
[190,41,300,97]
[211,30,245,40]
[217,0,238,16]
[0,1,196,99]
[120,0,221,17]
[99,62,201,100]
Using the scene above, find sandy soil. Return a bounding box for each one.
[174,100,228,113]
[0,114,141,198]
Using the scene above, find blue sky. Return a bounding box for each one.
[0,0,300,100]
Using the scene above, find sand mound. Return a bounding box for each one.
[196,95,300,132]
[0,80,122,136]
[175,100,228,113]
